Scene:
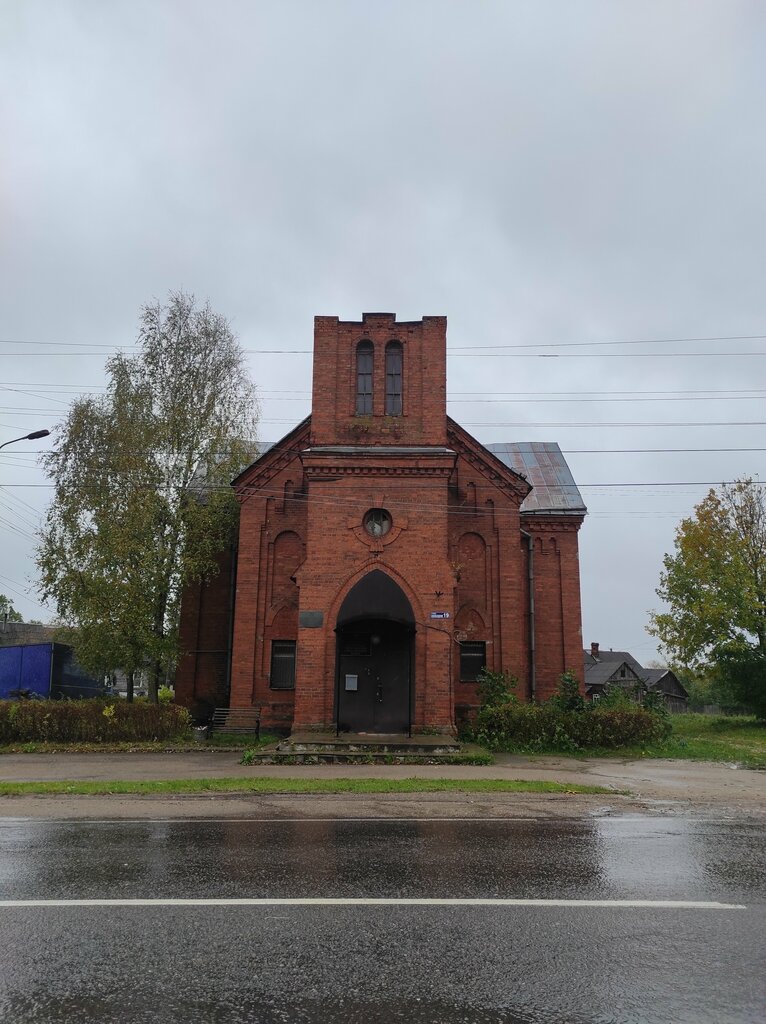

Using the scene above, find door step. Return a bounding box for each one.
[243,750,491,765]
[279,732,461,756]
[239,731,491,765]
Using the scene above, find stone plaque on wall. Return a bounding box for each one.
[299,611,324,628]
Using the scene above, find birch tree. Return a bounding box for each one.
[37,292,258,700]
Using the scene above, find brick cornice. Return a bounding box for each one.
[302,448,456,479]
[522,514,585,533]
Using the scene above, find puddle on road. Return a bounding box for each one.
[0,991,608,1024]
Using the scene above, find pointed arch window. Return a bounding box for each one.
[385,341,403,416]
[356,340,373,415]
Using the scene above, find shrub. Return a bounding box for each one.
[0,699,192,744]
[640,688,668,716]
[595,684,637,709]
[475,701,670,752]
[475,667,518,709]
[551,670,585,712]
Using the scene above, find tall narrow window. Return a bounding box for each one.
[385,341,403,415]
[356,341,373,415]
[270,640,296,689]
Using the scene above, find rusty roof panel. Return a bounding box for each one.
[485,442,587,514]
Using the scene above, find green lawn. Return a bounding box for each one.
[485,714,766,769]
[0,777,616,797]
[649,713,766,769]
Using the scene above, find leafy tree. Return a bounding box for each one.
[37,291,258,701]
[648,478,766,716]
[0,595,23,622]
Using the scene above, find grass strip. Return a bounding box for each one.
[478,715,766,769]
[0,777,618,797]
[0,733,281,754]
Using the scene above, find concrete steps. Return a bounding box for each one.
[240,731,491,765]
[280,732,460,756]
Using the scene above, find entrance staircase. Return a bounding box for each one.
[246,731,488,765]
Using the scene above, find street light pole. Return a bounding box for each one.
[0,429,50,452]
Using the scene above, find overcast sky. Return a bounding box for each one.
[1,0,765,664]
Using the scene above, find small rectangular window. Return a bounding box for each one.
[459,641,486,682]
[270,640,296,689]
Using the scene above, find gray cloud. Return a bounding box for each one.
[1,0,765,660]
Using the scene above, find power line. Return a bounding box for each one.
[2,479,761,492]
[566,447,766,453]
[4,382,766,396]
[250,418,766,427]
[4,382,766,403]
[449,334,766,350]
[0,573,35,604]
[5,350,766,359]
[2,445,765,464]
[4,330,766,349]
[8,394,766,417]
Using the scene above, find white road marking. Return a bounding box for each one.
[0,897,746,909]
[0,815,754,826]
[0,816,544,825]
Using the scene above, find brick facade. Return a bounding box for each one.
[175,313,586,731]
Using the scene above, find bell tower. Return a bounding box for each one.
[309,312,448,447]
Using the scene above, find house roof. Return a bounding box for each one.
[584,648,646,677]
[642,668,669,686]
[583,658,643,688]
[583,651,689,699]
[248,425,585,516]
[642,668,688,697]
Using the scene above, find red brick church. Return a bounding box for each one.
[176,313,586,733]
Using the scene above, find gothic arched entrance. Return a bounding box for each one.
[335,570,414,734]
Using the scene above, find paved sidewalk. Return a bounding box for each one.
[0,750,763,810]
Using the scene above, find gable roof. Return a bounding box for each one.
[583,650,690,699]
[583,658,644,688]
[642,669,668,686]
[231,417,311,491]
[243,419,585,516]
[584,648,645,677]
[642,668,689,698]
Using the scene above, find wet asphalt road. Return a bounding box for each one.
[0,815,764,1023]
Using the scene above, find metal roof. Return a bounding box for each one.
[485,442,586,515]
[249,435,585,516]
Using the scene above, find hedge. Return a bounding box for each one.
[474,701,670,752]
[0,699,192,744]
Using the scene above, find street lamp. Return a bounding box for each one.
[0,429,50,452]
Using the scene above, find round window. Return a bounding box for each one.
[363,508,392,538]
